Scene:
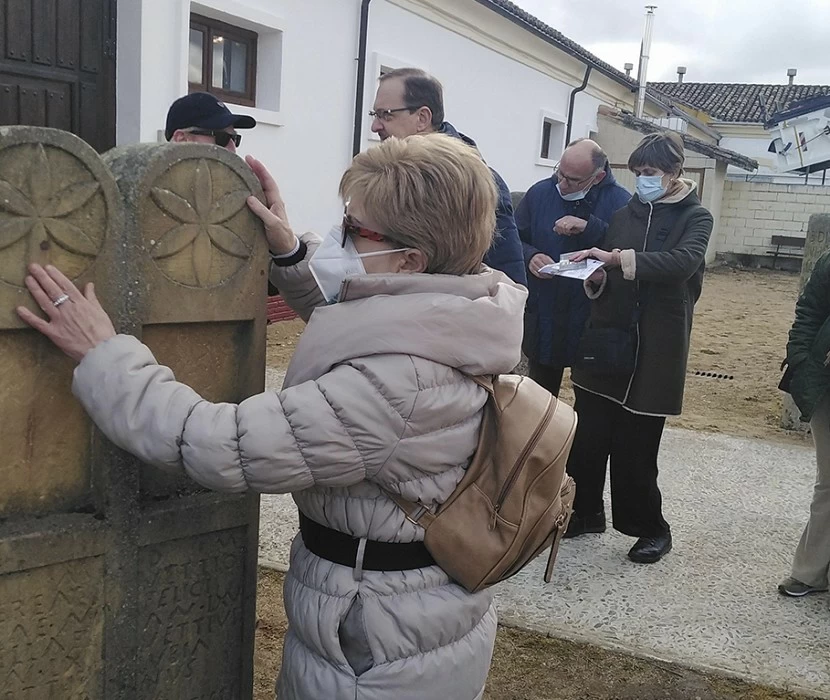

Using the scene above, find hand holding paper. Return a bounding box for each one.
[570,247,621,267]
[537,251,606,280]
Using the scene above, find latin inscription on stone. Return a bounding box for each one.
[137,529,247,699]
[0,557,104,699]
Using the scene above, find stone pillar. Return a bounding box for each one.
[0,127,266,698]
[781,213,830,430]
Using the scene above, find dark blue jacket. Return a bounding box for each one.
[516,166,630,366]
[438,122,527,286]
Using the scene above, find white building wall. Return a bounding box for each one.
[117,0,613,238]
[364,2,602,194]
[118,0,358,238]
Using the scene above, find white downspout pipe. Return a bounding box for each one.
[635,6,657,119]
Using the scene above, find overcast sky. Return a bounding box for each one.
[513,0,830,85]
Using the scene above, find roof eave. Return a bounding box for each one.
[645,90,722,140]
[473,0,636,91]
[598,106,758,171]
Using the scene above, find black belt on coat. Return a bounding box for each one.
[298,511,436,571]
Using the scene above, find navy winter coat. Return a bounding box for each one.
[439,122,527,286]
[516,166,630,366]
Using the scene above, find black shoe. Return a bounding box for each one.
[564,511,606,539]
[628,532,672,563]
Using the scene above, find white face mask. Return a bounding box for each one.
[636,173,668,203]
[308,226,408,303]
[556,182,591,202]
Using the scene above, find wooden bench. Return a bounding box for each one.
[768,235,806,269]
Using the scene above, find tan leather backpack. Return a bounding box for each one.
[386,374,577,593]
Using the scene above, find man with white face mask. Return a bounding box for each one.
[516,139,630,396]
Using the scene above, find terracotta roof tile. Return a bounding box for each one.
[650,82,830,123]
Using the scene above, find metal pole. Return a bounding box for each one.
[635,6,657,119]
[352,0,373,157]
[565,66,592,145]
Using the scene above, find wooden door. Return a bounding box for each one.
[0,0,116,152]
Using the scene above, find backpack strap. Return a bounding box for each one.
[382,491,437,530]
[469,375,495,393]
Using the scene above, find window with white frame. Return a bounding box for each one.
[189,14,258,106]
[538,113,566,165]
[186,2,285,122]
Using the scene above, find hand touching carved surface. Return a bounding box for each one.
[17,263,116,362]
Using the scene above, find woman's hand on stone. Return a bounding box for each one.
[16,264,116,363]
[245,156,299,255]
[570,247,621,267]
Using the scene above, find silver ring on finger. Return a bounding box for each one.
[53,293,70,308]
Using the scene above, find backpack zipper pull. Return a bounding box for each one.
[489,506,499,531]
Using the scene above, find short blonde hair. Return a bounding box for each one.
[339,134,497,275]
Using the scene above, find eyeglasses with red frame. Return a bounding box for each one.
[341,213,389,248]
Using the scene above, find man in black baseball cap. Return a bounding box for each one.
[165,92,256,154]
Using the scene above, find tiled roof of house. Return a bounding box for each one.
[477,0,635,87]
[650,82,830,123]
[597,106,758,171]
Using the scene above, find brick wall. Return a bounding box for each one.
[717,181,830,256]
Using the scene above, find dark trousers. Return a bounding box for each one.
[529,361,565,398]
[566,387,670,538]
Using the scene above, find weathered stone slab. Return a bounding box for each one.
[0,126,123,517]
[798,213,830,287]
[1,130,266,698]
[103,143,267,502]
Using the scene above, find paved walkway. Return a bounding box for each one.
[258,379,829,697]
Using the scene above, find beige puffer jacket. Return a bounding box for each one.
[72,234,527,699]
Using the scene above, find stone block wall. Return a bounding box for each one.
[716,181,830,256]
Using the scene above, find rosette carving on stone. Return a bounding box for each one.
[147,159,254,287]
[0,143,105,288]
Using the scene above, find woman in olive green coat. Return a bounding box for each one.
[779,251,830,597]
[565,132,713,564]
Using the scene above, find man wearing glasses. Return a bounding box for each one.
[369,68,527,286]
[165,92,256,154]
[516,139,631,396]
